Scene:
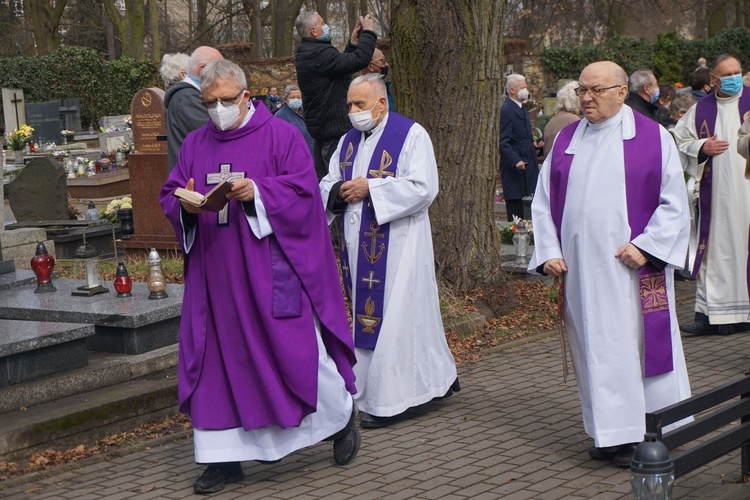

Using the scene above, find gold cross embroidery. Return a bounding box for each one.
[339,142,354,171]
[369,150,395,178]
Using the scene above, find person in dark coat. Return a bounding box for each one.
[294,11,376,180]
[165,46,224,172]
[499,74,540,221]
[624,70,672,128]
[264,86,282,114]
[274,84,314,157]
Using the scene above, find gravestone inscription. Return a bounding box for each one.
[25,100,61,142]
[131,88,166,154]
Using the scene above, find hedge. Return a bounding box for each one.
[0,46,160,132]
[541,28,750,85]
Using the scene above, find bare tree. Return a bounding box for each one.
[269,0,304,56]
[27,0,68,55]
[392,0,512,310]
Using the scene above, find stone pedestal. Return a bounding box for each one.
[66,169,131,199]
[116,153,177,251]
[0,228,55,270]
[0,280,183,354]
[0,319,94,386]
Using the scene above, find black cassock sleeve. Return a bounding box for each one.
[326,180,349,214]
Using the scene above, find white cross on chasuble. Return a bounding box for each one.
[206,163,245,224]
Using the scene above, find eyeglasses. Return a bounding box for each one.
[574,85,622,97]
[202,89,245,109]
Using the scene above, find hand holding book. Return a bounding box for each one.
[173,178,234,214]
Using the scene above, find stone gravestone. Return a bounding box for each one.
[119,88,176,251]
[99,114,130,131]
[2,88,26,134]
[99,130,132,155]
[25,100,61,142]
[60,98,82,132]
[8,157,69,222]
[0,149,14,275]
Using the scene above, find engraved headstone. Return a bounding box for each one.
[130,88,166,154]
[2,88,26,134]
[7,157,69,222]
[25,100,61,142]
[60,98,82,132]
[99,130,132,155]
[99,114,130,131]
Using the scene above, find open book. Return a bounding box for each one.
[173,180,233,212]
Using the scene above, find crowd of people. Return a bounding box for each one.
[155,13,750,494]
[157,11,455,496]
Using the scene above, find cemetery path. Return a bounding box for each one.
[2,280,750,498]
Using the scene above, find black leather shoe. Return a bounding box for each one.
[587,446,618,460]
[727,323,750,334]
[333,404,360,465]
[613,443,638,468]
[451,377,461,392]
[680,321,721,336]
[360,412,400,429]
[193,462,244,494]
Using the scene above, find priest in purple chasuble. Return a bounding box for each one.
[674,54,750,335]
[528,61,692,467]
[160,60,360,495]
[320,73,459,429]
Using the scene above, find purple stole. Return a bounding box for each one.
[692,87,750,279]
[550,111,673,377]
[338,113,414,350]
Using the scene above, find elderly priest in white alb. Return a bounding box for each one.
[529,61,692,467]
[320,73,460,429]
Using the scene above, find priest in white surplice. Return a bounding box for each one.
[673,54,750,335]
[529,61,692,468]
[321,73,459,429]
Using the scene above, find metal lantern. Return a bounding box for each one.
[113,261,133,298]
[630,433,675,500]
[147,248,168,299]
[30,242,56,293]
[71,244,108,297]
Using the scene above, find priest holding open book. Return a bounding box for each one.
[159,60,360,495]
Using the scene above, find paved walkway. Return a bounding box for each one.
[4,280,750,499]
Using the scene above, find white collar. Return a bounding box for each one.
[565,105,634,154]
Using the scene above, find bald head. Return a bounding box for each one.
[188,46,224,77]
[577,61,629,124]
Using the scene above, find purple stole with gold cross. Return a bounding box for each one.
[692,88,750,279]
[338,112,414,350]
[550,110,673,377]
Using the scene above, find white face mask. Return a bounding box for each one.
[517,88,530,101]
[208,101,241,131]
[349,100,382,132]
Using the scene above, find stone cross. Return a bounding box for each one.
[206,163,245,225]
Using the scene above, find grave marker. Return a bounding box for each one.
[25,100,61,142]
[2,88,26,134]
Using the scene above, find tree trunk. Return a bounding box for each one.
[148,0,159,62]
[195,0,212,45]
[251,0,263,58]
[391,0,512,312]
[28,0,68,55]
[707,0,728,36]
[346,0,358,35]
[103,0,146,60]
[270,0,303,57]
[314,0,327,21]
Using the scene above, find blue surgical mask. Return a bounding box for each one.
[288,98,302,110]
[650,86,660,104]
[720,74,743,96]
[320,24,331,42]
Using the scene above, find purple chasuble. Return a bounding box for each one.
[550,110,673,377]
[160,101,355,431]
[693,87,750,280]
[338,112,414,349]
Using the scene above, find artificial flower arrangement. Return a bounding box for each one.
[123,115,132,128]
[5,125,34,150]
[116,141,133,154]
[101,197,133,222]
[498,215,534,245]
[61,129,75,138]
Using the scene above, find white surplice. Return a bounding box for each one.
[673,90,750,323]
[529,106,692,447]
[320,113,457,417]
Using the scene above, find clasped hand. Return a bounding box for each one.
[340,177,369,203]
[615,243,646,269]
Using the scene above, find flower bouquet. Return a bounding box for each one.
[5,125,34,151]
[123,115,132,129]
[61,129,75,139]
[101,197,133,222]
[116,142,133,154]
